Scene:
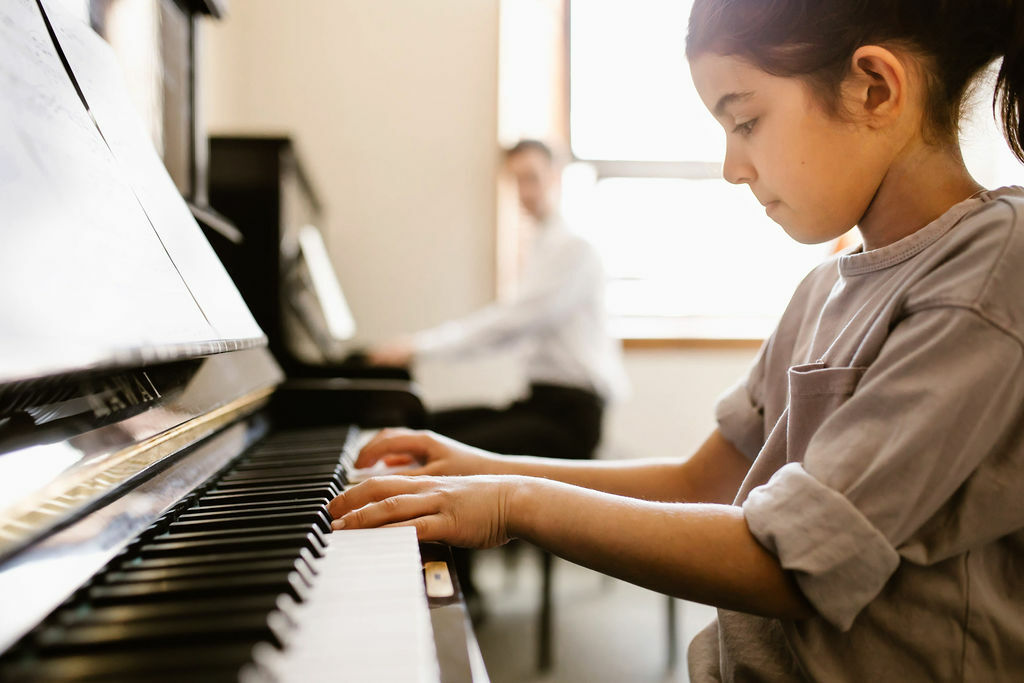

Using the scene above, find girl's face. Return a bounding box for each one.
[689,53,890,244]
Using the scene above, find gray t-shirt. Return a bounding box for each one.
[690,187,1024,682]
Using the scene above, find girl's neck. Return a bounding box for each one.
[857,141,984,252]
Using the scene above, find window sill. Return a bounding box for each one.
[611,315,772,349]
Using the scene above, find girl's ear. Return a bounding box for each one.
[846,45,907,128]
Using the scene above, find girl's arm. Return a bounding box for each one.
[327,471,812,620]
[509,478,812,619]
[356,428,752,505]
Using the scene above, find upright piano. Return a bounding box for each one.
[0,1,485,680]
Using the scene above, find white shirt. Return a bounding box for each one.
[412,213,628,402]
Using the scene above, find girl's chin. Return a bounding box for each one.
[780,223,844,246]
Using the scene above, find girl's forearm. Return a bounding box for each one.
[483,454,694,501]
[506,476,812,620]
[483,429,751,505]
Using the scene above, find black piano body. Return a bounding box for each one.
[0,0,484,680]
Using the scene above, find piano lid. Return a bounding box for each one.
[0,0,264,390]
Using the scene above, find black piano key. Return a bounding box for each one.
[220,466,339,483]
[118,547,319,572]
[166,509,333,534]
[252,435,348,448]
[196,485,339,504]
[208,478,330,490]
[204,481,340,496]
[1,644,262,682]
[231,457,343,470]
[55,594,291,627]
[213,473,341,488]
[223,461,341,473]
[88,569,311,604]
[102,556,316,585]
[153,523,328,545]
[244,446,342,459]
[136,531,326,558]
[178,500,327,519]
[34,609,292,652]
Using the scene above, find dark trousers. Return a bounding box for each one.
[430,382,604,460]
[428,383,604,598]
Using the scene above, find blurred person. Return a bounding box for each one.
[368,139,627,611]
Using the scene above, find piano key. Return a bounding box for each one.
[87,570,311,604]
[101,556,316,585]
[117,547,320,572]
[231,457,343,470]
[178,501,327,518]
[136,531,326,558]
[167,510,333,534]
[34,609,293,652]
[245,444,344,457]
[154,523,328,545]
[253,528,439,683]
[213,473,342,488]
[194,486,339,505]
[1,643,265,682]
[192,493,334,509]
[203,482,340,496]
[225,467,340,480]
[56,594,295,627]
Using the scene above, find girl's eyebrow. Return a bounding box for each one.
[713,91,754,118]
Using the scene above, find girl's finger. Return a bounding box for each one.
[356,432,435,467]
[327,475,432,519]
[382,454,417,466]
[332,491,442,530]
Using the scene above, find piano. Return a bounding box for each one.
[0,1,486,680]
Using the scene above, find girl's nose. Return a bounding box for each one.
[722,143,755,185]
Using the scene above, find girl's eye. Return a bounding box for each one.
[733,118,758,137]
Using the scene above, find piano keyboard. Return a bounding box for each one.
[0,426,439,682]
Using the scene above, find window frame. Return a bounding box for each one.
[564,0,786,343]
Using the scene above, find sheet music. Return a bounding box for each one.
[37,0,265,344]
[0,0,217,384]
[0,0,267,386]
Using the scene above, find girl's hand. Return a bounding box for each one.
[326,474,520,548]
[354,428,501,477]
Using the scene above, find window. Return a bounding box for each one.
[563,0,1022,340]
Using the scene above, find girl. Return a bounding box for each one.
[328,1,1024,679]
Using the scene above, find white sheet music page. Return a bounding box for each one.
[38,0,265,344]
[0,0,219,384]
[251,527,441,683]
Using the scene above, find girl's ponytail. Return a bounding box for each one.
[995,0,1024,163]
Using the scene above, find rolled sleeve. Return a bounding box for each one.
[715,379,765,460]
[743,463,900,631]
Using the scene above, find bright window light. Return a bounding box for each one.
[570,0,721,162]
[564,175,832,320]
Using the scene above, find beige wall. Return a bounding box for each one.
[200,0,759,461]
[201,0,502,339]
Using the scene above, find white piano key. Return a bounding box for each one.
[255,527,440,683]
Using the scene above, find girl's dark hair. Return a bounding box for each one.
[686,0,1024,163]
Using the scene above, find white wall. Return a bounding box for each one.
[200,1,759,461]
